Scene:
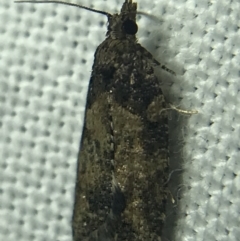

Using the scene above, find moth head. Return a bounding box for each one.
[107,0,138,39]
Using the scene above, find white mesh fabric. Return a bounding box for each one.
[0,1,239,241]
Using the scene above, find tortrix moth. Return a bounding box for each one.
[15,1,174,240]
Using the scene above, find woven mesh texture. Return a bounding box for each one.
[1,0,239,241]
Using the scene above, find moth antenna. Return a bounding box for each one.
[137,11,162,23]
[14,1,111,17]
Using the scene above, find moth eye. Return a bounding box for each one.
[122,19,138,35]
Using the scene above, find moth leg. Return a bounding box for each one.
[138,44,176,75]
[153,59,176,76]
[169,104,198,115]
[158,104,197,116]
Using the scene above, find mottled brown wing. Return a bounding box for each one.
[110,80,169,241]
[105,47,169,240]
[72,78,115,240]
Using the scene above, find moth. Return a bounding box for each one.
[15,1,174,240]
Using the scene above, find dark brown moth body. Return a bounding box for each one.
[15,0,172,240]
[72,1,170,241]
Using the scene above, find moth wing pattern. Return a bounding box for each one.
[72,0,169,240]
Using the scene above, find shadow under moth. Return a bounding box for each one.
[15,0,175,240]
